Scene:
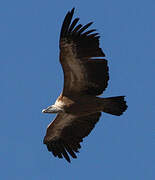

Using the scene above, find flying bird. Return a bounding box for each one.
[42,8,127,163]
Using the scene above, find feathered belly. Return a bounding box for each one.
[63,96,102,116]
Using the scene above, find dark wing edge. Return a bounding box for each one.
[59,8,109,96]
[60,8,105,58]
[43,112,101,163]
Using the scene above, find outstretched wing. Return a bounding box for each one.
[43,112,101,162]
[59,8,109,96]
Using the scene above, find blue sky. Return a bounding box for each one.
[1,0,155,179]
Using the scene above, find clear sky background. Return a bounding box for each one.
[1,0,155,179]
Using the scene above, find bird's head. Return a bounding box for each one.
[42,105,64,114]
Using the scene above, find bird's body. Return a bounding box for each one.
[43,94,126,116]
[42,8,127,162]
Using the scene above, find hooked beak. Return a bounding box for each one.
[42,109,48,113]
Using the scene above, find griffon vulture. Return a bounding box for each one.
[42,8,127,162]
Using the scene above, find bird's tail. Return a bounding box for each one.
[100,96,127,116]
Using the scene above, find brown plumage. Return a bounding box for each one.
[42,8,127,163]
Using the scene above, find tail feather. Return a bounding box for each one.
[101,96,127,116]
